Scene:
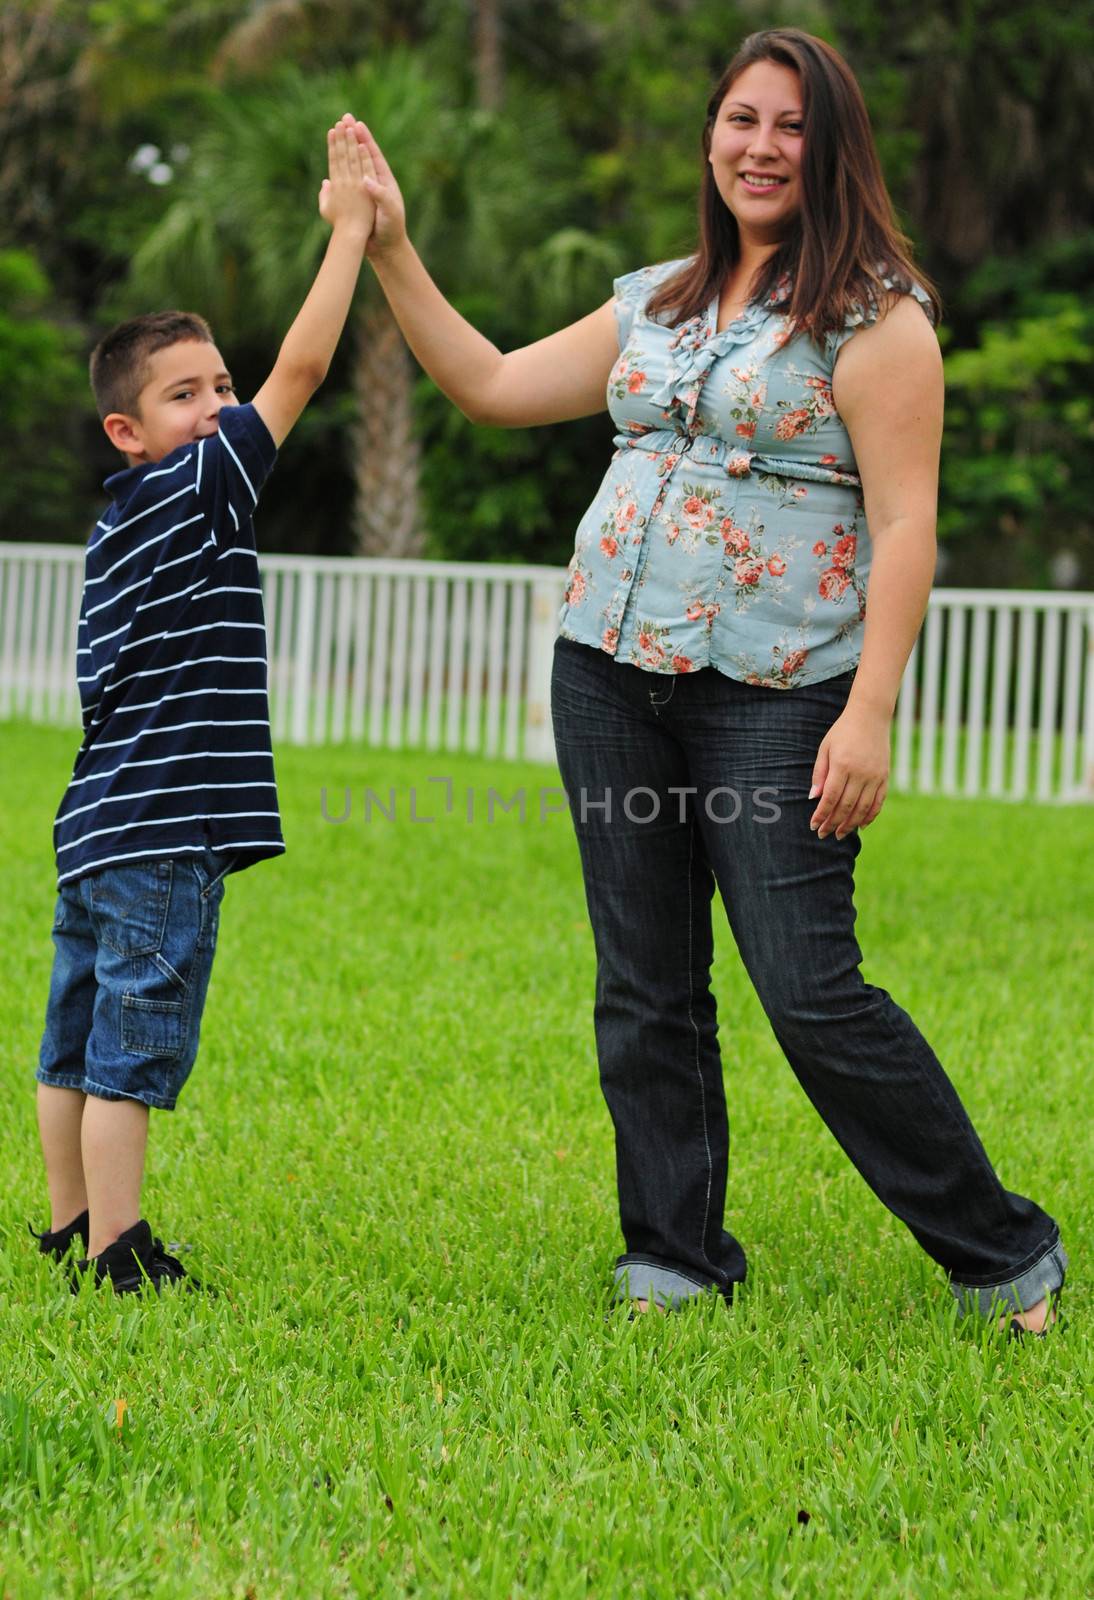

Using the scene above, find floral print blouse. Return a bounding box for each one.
[557,258,935,688]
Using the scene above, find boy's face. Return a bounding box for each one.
[104,340,239,465]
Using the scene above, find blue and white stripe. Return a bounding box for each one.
[55,403,284,885]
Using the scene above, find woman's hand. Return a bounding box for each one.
[808,703,891,839]
[338,115,408,260]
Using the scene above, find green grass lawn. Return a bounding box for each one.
[1,720,1090,1600]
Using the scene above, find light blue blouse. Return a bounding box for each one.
[557,257,934,687]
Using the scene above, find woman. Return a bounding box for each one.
[347,28,1065,1335]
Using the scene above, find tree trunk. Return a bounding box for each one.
[474,0,502,111]
[351,300,423,558]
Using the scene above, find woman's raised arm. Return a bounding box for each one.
[351,116,619,429]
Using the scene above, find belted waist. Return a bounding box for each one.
[613,428,861,487]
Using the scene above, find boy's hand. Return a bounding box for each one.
[252,117,372,448]
[318,119,375,241]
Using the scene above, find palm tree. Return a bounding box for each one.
[130,53,616,557]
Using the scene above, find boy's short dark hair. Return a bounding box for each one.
[90,311,216,420]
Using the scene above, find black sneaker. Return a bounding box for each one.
[29,1209,90,1262]
[149,1234,206,1292]
[72,1219,205,1295]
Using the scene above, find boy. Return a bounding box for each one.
[31,117,373,1293]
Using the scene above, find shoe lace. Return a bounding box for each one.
[150,1235,189,1279]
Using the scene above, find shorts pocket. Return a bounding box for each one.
[121,994,184,1059]
[90,862,172,957]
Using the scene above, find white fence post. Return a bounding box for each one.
[1082,605,1094,799]
[964,605,989,797]
[524,575,562,765]
[291,564,316,746]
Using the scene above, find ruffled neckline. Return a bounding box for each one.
[649,272,792,419]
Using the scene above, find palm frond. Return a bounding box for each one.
[520,228,625,325]
[129,195,250,330]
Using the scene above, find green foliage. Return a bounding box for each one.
[88,0,176,25]
[0,252,94,543]
[127,66,357,334]
[939,236,1094,587]
[417,376,611,568]
[125,52,614,557]
[1,0,1093,579]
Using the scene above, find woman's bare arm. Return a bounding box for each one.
[833,293,944,721]
[808,294,944,841]
[351,116,619,428]
[369,239,617,425]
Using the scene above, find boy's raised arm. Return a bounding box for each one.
[251,121,374,448]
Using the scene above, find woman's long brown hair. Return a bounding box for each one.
[645,28,941,339]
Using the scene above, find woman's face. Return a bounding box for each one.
[707,60,804,242]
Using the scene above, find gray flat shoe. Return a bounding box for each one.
[1005,1287,1065,1341]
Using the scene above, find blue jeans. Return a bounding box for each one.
[37,848,232,1111]
[551,638,1066,1317]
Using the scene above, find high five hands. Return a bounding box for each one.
[320,112,407,259]
[318,118,376,239]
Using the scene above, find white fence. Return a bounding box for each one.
[1,543,1092,802]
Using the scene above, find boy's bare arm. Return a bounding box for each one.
[251,123,374,447]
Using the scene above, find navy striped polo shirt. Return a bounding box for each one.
[54,402,285,886]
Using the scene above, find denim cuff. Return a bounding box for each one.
[612,1258,720,1310]
[950,1239,1068,1319]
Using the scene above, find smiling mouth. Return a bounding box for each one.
[740,172,788,189]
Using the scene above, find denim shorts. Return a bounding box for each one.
[37,848,233,1111]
